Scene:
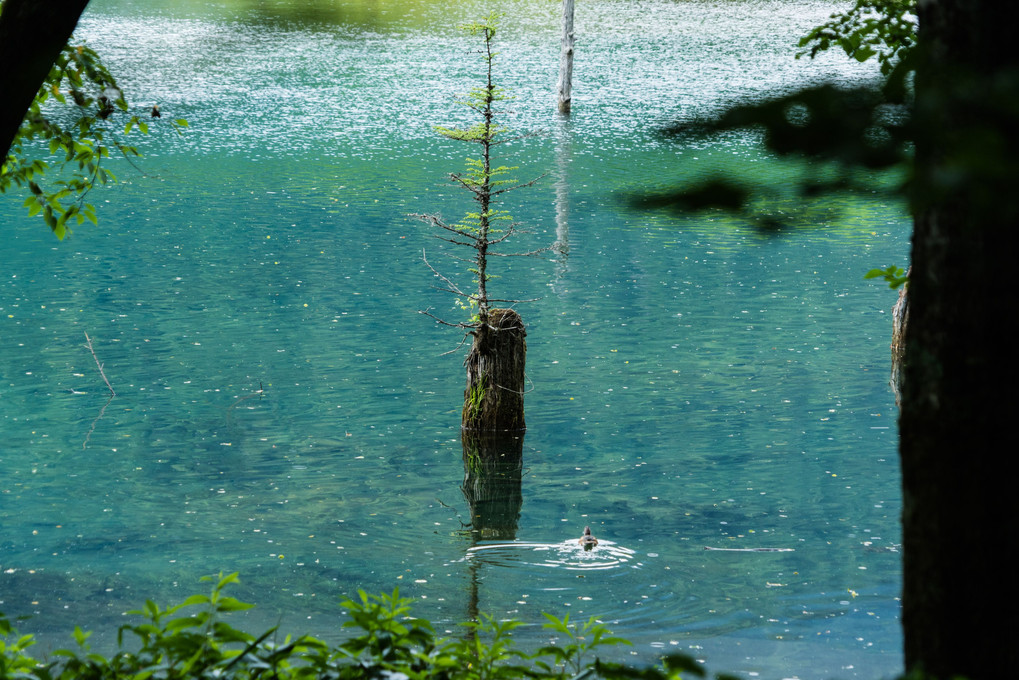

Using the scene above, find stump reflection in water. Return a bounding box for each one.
[461,431,524,541]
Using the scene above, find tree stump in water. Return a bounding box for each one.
[462,308,526,432]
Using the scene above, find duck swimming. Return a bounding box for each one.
[579,526,599,549]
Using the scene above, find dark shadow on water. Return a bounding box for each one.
[460,430,524,622]
[460,431,524,542]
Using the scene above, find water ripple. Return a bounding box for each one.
[462,539,638,571]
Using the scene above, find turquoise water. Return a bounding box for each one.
[2,0,907,677]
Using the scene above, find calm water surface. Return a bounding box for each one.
[2,0,907,677]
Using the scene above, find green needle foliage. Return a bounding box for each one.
[1,38,187,239]
[416,14,544,331]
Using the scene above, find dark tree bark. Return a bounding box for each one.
[0,0,91,159]
[899,1,1019,677]
[462,308,526,432]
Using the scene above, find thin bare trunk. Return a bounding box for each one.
[556,0,575,115]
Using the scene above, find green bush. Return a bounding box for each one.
[1,573,717,680]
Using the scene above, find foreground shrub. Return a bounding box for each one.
[0,572,735,680]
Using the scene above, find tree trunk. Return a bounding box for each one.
[901,202,1019,680]
[556,0,575,115]
[462,308,526,432]
[891,270,909,357]
[899,0,1019,676]
[0,0,91,159]
[890,268,909,403]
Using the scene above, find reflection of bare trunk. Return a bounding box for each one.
[551,120,572,293]
[462,308,526,432]
[461,431,524,623]
[556,0,575,115]
[890,269,909,404]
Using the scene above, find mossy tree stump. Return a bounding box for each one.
[462,308,526,432]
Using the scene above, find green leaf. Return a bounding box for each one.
[214,596,255,612]
[541,612,572,634]
[179,594,212,607]
[661,653,706,677]
[854,45,878,61]
[166,616,203,632]
[864,265,908,288]
[216,571,242,590]
[72,626,92,647]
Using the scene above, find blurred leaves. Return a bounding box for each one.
[1,38,186,239]
[641,84,911,220]
[797,0,917,78]
[633,0,917,230]
[0,576,733,680]
[865,264,909,289]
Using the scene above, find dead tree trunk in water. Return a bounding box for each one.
[461,430,524,624]
[556,0,575,115]
[463,308,526,431]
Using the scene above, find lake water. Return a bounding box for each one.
[1,0,908,677]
